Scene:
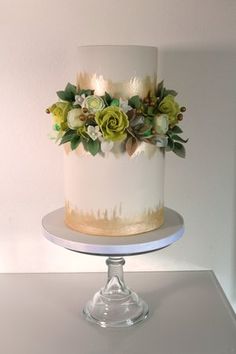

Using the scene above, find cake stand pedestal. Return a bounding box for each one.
[42,207,184,328]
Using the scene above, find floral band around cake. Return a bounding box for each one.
[46,82,188,157]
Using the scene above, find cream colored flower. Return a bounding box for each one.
[154,114,169,134]
[67,108,85,129]
[82,95,105,113]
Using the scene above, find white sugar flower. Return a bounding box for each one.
[119,98,132,113]
[156,136,168,147]
[87,125,102,141]
[99,137,114,153]
[74,94,86,106]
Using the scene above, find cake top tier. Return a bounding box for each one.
[77,45,158,99]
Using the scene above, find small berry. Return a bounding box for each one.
[79,114,86,121]
[82,107,88,113]
[180,106,186,112]
[177,113,183,121]
[46,108,50,114]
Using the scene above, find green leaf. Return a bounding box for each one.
[128,95,141,109]
[156,80,164,97]
[81,135,90,150]
[65,83,76,95]
[110,99,120,107]
[171,125,183,134]
[142,129,152,137]
[56,91,68,101]
[166,137,174,151]
[125,136,139,156]
[56,90,74,102]
[102,91,112,105]
[163,89,178,97]
[173,142,186,158]
[59,129,76,145]
[172,135,189,143]
[70,135,81,150]
[87,139,100,156]
[54,124,60,131]
[152,105,160,115]
[147,106,154,116]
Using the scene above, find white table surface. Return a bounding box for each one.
[0,271,235,354]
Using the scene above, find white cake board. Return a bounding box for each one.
[42,207,184,256]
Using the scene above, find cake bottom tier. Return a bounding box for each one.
[63,142,165,237]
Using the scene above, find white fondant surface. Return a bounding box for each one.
[77,45,158,97]
[77,45,157,82]
[64,144,164,218]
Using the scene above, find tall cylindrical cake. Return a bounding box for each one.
[64,45,165,236]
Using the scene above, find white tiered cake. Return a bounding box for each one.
[64,45,165,236]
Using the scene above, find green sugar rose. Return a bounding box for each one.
[159,95,180,126]
[95,106,129,142]
[49,102,71,126]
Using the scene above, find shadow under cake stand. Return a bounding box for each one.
[42,207,184,328]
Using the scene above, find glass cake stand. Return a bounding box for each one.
[42,207,184,328]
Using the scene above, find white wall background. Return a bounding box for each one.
[0,0,235,310]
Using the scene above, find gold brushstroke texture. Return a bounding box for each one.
[65,201,164,236]
[77,72,156,98]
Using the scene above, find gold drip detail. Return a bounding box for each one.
[65,201,164,236]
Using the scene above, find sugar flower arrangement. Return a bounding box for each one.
[46,82,187,157]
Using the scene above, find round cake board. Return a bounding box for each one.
[42,207,184,256]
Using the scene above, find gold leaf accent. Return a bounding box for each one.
[65,201,164,236]
[77,72,156,99]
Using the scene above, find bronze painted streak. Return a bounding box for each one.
[65,201,164,236]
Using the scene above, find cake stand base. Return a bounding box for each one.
[42,207,184,328]
[83,257,148,328]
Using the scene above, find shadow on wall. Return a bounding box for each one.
[157,46,236,307]
[233,139,236,308]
